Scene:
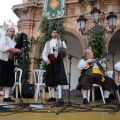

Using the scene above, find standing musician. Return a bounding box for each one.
[0,28,22,102]
[42,29,68,105]
[76,49,116,104]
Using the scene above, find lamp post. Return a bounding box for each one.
[77,7,117,36]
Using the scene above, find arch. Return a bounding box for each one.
[65,28,86,54]
[107,27,120,70]
[107,25,120,48]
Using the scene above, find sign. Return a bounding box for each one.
[43,0,66,19]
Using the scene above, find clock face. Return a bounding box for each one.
[0,33,2,38]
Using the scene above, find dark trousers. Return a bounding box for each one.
[76,73,116,91]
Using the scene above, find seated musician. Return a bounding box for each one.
[42,29,68,105]
[76,49,115,104]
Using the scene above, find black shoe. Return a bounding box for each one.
[83,98,89,104]
[105,98,111,104]
[46,97,56,102]
[57,98,64,106]
[3,97,15,102]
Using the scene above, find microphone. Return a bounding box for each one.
[106,49,117,56]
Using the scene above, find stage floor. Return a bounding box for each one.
[0,96,120,120]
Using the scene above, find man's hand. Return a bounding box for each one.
[47,59,51,65]
[8,48,22,54]
[14,48,22,54]
[86,59,93,64]
[101,58,106,63]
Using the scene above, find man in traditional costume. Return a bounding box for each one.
[42,29,68,105]
[76,49,115,104]
[0,28,22,102]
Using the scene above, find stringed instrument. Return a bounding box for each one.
[84,60,94,69]
[53,46,66,59]
[84,58,109,69]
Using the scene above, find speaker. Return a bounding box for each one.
[13,84,34,98]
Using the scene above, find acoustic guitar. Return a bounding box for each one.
[84,58,109,69]
[84,60,94,69]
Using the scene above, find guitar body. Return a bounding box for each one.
[84,62,94,69]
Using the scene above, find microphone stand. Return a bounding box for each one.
[15,34,32,109]
[55,53,91,114]
[18,35,27,107]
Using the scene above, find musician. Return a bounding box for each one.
[76,49,115,104]
[114,61,120,72]
[42,29,68,105]
[0,28,22,102]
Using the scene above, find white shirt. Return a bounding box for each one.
[77,59,106,72]
[114,61,120,71]
[42,38,67,62]
[0,36,16,61]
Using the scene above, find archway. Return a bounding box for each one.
[108,30,120,70]
[64,32,84,89]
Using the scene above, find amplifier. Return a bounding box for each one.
[13,84,34,98]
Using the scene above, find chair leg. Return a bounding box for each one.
[35,85,40,100]
[116,90,120,101]
[16,85,18,98]
[99,86,105,104]
[42,86,45,99]
[92,87,95,101]
[34,86,37,99]
[87,89,90,102]
[19,84,22,97]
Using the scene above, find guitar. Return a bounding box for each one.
[84,58,109,69]
[84,60,95,69]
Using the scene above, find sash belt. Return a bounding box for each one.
[48,54,60,61]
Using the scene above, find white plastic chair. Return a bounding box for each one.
[14,68,22,98]
[106,71,120,101]
[87,84,105,103]
[34,69,46,100]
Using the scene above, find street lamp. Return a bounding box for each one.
[91,7,101,23]
[77,7,117,36]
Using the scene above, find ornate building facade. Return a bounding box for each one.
[12,0,120,88]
